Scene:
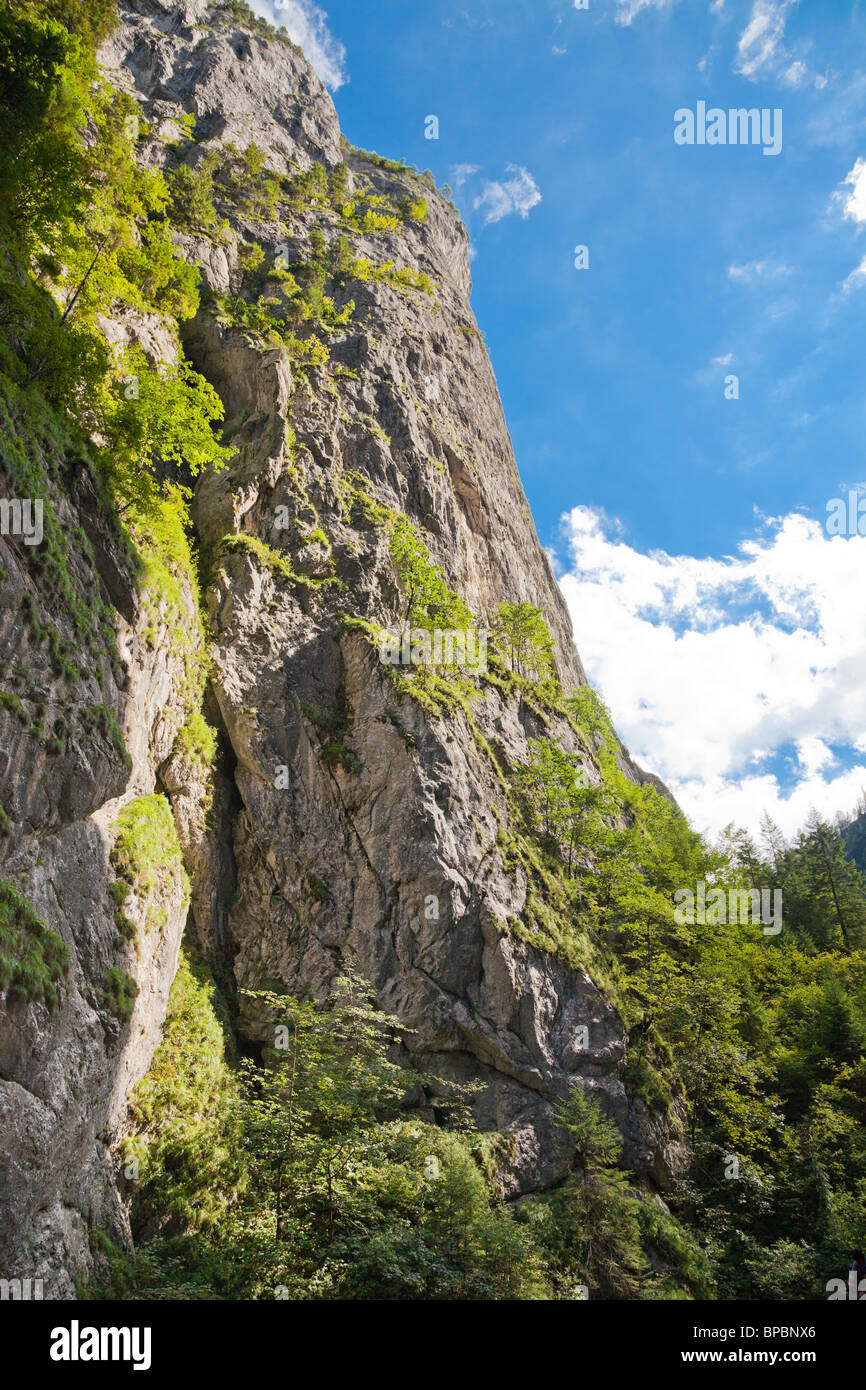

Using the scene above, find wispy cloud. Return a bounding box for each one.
[735,0,796,79]
[841,254,866,294]
[734,0,826,88]
[473,166,542,225]
[695,350,736,386]
[251,0,347,89]
[728,260,795,284]
[612,0,679,25]
[450,163,481,189]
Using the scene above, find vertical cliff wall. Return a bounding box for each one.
[0,0,683,1295]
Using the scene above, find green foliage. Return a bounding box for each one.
[330,243,437,300]
[10,0,866,1308]
[102,966,139,1020]
[300,687,357,772]
[0,878,68,1007]
[351,147,438,194]
[636,1201,716,1299]
[389,516,472,633]
[165,155,228,241]
[0,378,127,686]
[95,348,235,516]
[120,949,243,1235]
[83,703,131,769]
[841,794,866,872]
[215,0,300,47]
[38,0,117,45]
[110,795,190,939]
[526,1088,650,1299]
[328,161,350,206]
[492,673,866,1297]
[219,532,335,591]
[0,0,234,757]
[174,710,218,772]
[397,194,428,223]
[221,142,281,222]
[492,601,557,690]
[90,972,549,1300]
[513,738,597,872]
[281,159,328,211]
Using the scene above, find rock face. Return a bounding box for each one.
[0,451,199,1296]
[0,0,684,1295]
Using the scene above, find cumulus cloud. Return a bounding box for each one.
[557,507,866,839]
[473,166,542,225]
[837,157,866,225]
[250,0,347,89]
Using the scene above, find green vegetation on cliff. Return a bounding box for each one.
[0,879,69,1007]
[91,963,689,1300]
[7,0,866,1310]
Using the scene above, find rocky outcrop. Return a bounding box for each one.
[0,446,200,1294]
[103,0,683,1188]
[0,0,684,1295]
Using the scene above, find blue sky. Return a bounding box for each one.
[251,0,866,842]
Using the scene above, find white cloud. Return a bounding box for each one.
[695,351,734,386]
[841,253,866,294]
[251,0,347,89]
[612,0,679,24]
[473,165,542,225]
[728,260,794,283]
[450,163,481,189]
[837,156,866,225]
[735,0,796,79]
[733,0,825,87]
[557,507,866,839]
[782,58,807,86]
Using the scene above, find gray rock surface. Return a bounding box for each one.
[0,0,685,1294]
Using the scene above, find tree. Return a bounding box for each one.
[389,516,472,634]
[94,348,235,514]
[492,600,556,687]
[516,737,603,874]
[328,161,350,207]
[535,1086,648,1299]
[789,812,866,953]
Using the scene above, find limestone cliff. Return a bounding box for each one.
[0,0,684,1296]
